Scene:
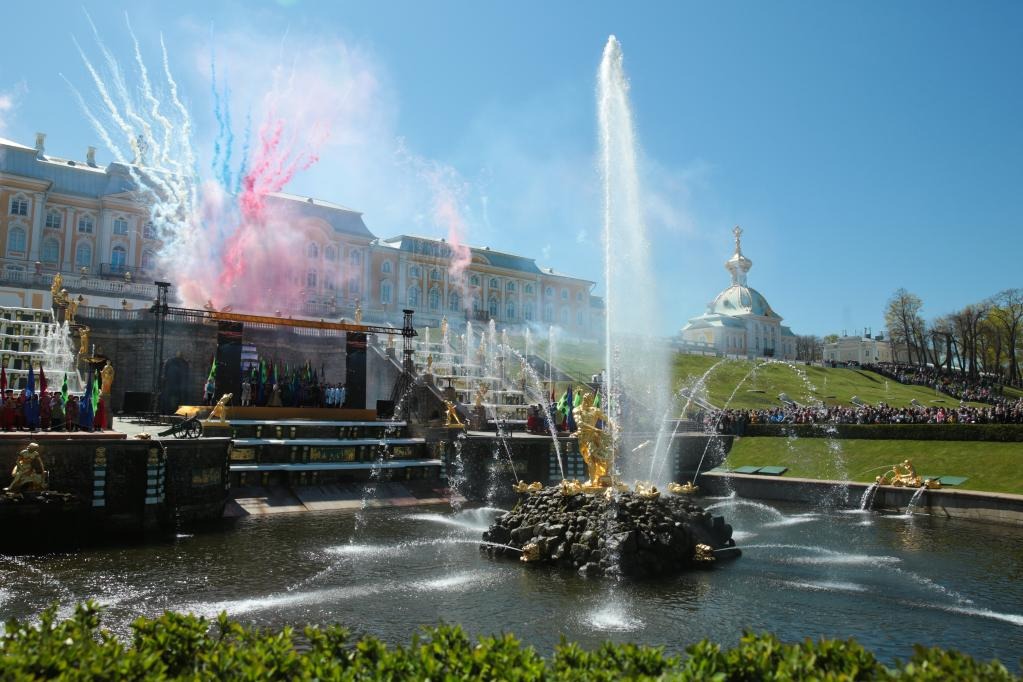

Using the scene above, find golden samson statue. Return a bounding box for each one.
[573,392,613,488]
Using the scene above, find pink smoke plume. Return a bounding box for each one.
[215,110,326,308]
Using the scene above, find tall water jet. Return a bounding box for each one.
[598,36,672,483]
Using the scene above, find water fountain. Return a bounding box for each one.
[0,306,84,393]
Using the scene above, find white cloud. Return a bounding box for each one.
[0,81,27,135]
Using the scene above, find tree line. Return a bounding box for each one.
[885,287,1023,386]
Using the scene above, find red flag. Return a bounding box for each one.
[0,365,5,393]
[38,363,47,394]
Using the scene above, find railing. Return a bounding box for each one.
[98,263,151,280]
[0,258,158,300]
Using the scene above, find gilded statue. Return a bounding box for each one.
[50,273,63,300]
[474,383,488,408]
[876,459,939,488]
[634,481,660,499]
[78,327,90,357]
[425,354,434,376]
[693,543,716,563]
[354,300,363,325]
[65,293,78,322]
[512,480,543,494]
[440,316,448,341]
[208,393,233,423]
[519,542,541,563]
[444,400,465,428]
[5,443,47,493]
[100,361,115,394]
[558,479,583,496]
[573,392,612,488]
[668,481,699,495]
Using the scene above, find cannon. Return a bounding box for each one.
[158,415,203,439]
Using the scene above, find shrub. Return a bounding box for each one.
[0,603,1017,680]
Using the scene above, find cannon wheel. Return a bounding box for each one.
[172,422,188,439]
[186,420,203,439]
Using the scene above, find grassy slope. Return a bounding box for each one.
[724,437,1023,495]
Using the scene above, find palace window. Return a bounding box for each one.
[488,278,498,290]
[9,196,28,216]
[561,288,569,300]
[577,310,584,326]
[524,302,534,321]
[350,250,362,266]
[75,242,92,268]
[506,281,516,292]
[78,215,95,234]
[407,285,421,306]
[429,287,441,310]
[506,302,516,320]
[576,291,583,302]
[470,274,480,287]
[488,296,499,318]
[307,243,319,259]
[45,211,61,229]
[307,271,317,288]
[448,291,460,311]
[141,250,156,271]
[325,246,337,262]
[381,260,392,274]
[543,303,553,322]
[409,265,421,279]
[41,238,59,264]
[143,221,157,239]
[544,286,554,298]
[113,217,128,236]
[325,275,335,291]
[430,268,441,281]
[111,246,127,272]
[6,227,26,255]
[380,281,392,304]
[349,277,360,294]
[560,308,569,324]
[524,284,533,295]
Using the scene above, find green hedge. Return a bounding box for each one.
[0,603,1017,680]
[740,423,1023,442]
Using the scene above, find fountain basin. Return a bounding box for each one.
[481,486,738,578]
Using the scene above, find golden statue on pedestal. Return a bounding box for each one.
[512,480,543,494]
[50,274,64,301]
[5,443,47,493]
[573,392,613,488]
[78,327,90,357]
[634,481,660,499]
[65,293,78,322]
[474,383,488,408]
[558,479,583,496]
[444,400,465,428]
[101,361,115,394]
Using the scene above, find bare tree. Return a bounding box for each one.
[951,302,989,377]
[991,289,1023,385]
[795,335,823,362]
[884,289,924,366]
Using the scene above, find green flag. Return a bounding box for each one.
[593,392,601,408]
[573,389,583,407]
[207,356,218,383]
[61,373,69,406]
[91,374,100,414]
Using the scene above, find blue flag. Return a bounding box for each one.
[80,363,95,430]
[25,364,35,398]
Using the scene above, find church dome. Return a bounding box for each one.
[708,284,778,318]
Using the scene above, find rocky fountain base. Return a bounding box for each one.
[481,486,739,578]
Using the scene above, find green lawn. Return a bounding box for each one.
[723,437,1023,495]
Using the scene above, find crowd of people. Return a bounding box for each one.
[203,358,348,409]
[864,362,1007,404]
[710,398,1023,433]
[2,388,108,432]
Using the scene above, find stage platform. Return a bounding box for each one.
[176,405,378,421]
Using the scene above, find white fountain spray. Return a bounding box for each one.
[598,36,672,483]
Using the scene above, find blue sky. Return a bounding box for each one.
[1,1,1020,337]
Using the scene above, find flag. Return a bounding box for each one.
[556,390,568,414]
[0,365,5,393]
[91,374,100,415]
[38,363,47,394]
[207,355,218,383]
[25,364,35,398]
[573,387,583,407]
[566,385,577,432]
[593,391,601,408]
[61,373,68,406]
[81,363,95,430]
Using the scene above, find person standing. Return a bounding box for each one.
[337,384,347,409]
[240,380,252,407]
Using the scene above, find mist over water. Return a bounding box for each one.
[598,35,672,483]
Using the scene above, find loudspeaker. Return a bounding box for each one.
[376,399,395,418]
[122,391,152,414]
